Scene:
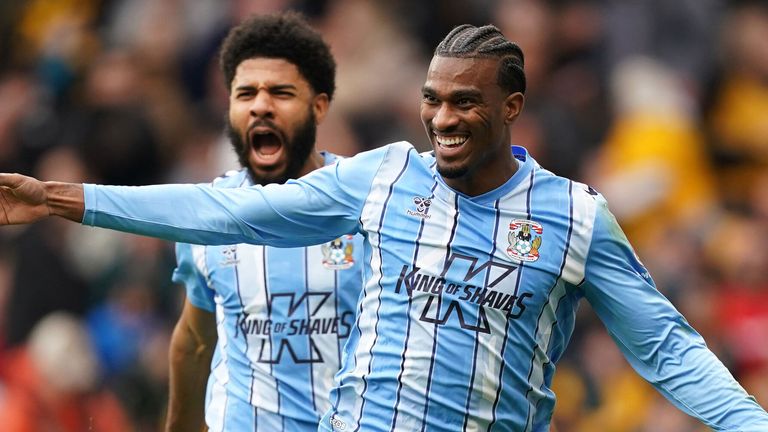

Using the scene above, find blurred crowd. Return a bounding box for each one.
[1,0,767,431]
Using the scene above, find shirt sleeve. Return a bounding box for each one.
[81,144,392,247]
[581,195,768,430]
[172,242,215,312]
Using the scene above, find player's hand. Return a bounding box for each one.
[0,173,50,225]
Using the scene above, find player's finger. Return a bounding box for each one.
[0,173,45,204]
[0,173,28,188]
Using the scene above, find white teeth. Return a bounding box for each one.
[255,151,279,159]
[435,135,468,147]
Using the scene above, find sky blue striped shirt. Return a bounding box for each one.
[84,142,768,431]
[172,153,364,431]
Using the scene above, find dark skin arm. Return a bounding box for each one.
[0,173,220,428]
[0,173,84,224]
[0,173,219,430]
[166,299,217,432]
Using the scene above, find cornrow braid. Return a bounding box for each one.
[435,24,526,94]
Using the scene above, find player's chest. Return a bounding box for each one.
[374,187,570,272]
[203,238,362,313]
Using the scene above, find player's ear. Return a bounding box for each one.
[504,92,524,124]
[313,93,330,125]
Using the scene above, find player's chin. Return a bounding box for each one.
[435,161,468,179]
[249,160,289,183]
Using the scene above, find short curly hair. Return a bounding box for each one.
[219,12,336,100]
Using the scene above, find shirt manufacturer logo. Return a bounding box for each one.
[330,414,347,430]
[407,196,432,219]
[220,245,239,266]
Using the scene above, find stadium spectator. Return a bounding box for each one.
[1,22,767,432]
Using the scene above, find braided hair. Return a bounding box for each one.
[435,24,526,94]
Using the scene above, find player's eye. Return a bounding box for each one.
[422,93,439,104]
[273,90,295,98]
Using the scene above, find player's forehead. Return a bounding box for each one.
[231,58,311,91]
[423,55,500,96]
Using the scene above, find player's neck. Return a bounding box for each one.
[444,155,518,197]
[297,150,325,177]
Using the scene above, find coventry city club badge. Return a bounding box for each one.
[321,235,355,270]
[507,219,543,262]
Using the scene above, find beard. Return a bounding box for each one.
[436,162,469,179]
[226,110,317,186]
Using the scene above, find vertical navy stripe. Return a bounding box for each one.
[232,248,255,410]
[328,270,347,424]
[462,199,502,431]
[532,294,567,426]
[390,181,438,431]
[519,181,575,431]
[487,167,535,431]
[537,197,576,424]
[217,246,229,431]
[334,269,342,367]
[420,192,461,432]
[349,149,413,432]
[206,246,224,373]
[238,168,255,415]
[304,247,318,413]
[263,249,280,414]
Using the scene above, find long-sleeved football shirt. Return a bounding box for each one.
[84,142,768,432]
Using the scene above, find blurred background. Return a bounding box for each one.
[1,0,767,430]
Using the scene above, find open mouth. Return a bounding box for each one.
[249,126,284,162]
[434,133,468,152]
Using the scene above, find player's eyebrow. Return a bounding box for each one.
[267,84,298,92]
[421,86,482,101]
[233,83,298,92]
[449,89,482,101]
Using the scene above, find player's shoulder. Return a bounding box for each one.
[360,141,415,156]
[373,140,438,168]
[361,140,418,156]
[526,153,597,203]
[321,151,341,166]
[523,153,606,222]
[538,172,606,214]
[337,141,422,172]
[377,141,435,175]
[211,168,251,188]
[524,152,571,193]
[570,180,605,203]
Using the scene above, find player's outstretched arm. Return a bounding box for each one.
[583,194,768,427]
[0,173,84,224]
